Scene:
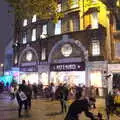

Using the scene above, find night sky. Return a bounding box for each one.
[0,0,14,64]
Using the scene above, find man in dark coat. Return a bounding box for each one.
[16,80,32,117]
[64,91,96,120]
[59,83,69,113]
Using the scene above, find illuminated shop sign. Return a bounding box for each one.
[50,62,85,71]
[20,66,38,72]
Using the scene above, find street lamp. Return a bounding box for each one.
[0,64,4,76]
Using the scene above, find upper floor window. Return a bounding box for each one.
[40,24,47,39]
[32,28,36,41]
[92,0,97,3]
[92,40,100,56]
[23,19,27,26]
[69,16,79,31]
[57,4,62,12]
[32,14,37,22]
[116,19,120,30]
[115,42,120,58]
[41,48,46,60]
[91,12,98,29]
[70,0,79,9]
[117,0,120,6]
[22,32,27,44]
[55,20,61,35]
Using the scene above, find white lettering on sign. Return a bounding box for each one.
[21,62,37,67]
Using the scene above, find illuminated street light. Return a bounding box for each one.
[0,64,4,76]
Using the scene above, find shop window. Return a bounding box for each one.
[41,48,46,60]
[57,3,62,12]
[92,40,100,56]
[115,42,120,58]
[31,28,36,41]
[22,32,27,44]
[40,24,47,39]
[55,20,61,35]
[70,0,79,9]
[91,12,98,29]
[90,71,102,87]
[40,73,48,85]
[23,19,27,26]
[32,14,37,22]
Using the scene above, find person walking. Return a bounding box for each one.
[59,83,69,113]
[16,80,30,117]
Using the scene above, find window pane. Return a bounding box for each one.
[57,4,61,12]
[92,40,100,56]
[41,48,46,60]
[32,14,37,22]
[23,19,27,26]
[91,12,98,29]
[115,42,120,58]
[70,0,78,9]
[55,20,61,35]
[40,24,47,38]
[32,29,36,41]
[23,32,27,44]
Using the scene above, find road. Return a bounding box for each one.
[0,91,119,120]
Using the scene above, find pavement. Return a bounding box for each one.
[0,91,120,120]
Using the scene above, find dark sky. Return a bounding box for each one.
[0,0,14,64]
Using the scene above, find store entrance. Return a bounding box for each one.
[50,71,86,86]
[113,73,120,89]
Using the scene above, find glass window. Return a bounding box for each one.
[92,40,100,56]
[116,19,120,30]
[40,24,47,39]
[91,12,98,29]
[55,20,61,35]
[70,16,79,31]
[70,0,79,9]
[115,42,120,58]
[32,28,36,41]
[32,14,37,22]
[41,48,46,60]
[23,32,27,44]
[23,19,27,26]
[90,71,102,87]
[57,4,61,12]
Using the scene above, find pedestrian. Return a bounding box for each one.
[64,90,96,120]
[32,83,38,99]
[16,86,28,117]
[89,86,96,109]
[59,83,69,113]
[16,80,30,117]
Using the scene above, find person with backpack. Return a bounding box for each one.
[16,80,31,117]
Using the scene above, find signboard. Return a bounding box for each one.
[20,66,38,72]
[50,62,85,71]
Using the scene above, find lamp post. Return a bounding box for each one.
[0,64,4,76]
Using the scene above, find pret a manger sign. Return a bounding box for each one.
[50,62,85,71]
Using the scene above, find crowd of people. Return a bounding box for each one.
[0,80,104,119]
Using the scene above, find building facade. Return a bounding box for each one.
[13,0,120,95]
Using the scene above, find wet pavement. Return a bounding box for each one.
[0,91,120,120]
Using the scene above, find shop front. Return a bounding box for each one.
[19,62,38,84]
[50,62,86,86]
[18,46,39,84]
[108,64,120,92]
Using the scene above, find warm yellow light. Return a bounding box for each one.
[0,64,3,67]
